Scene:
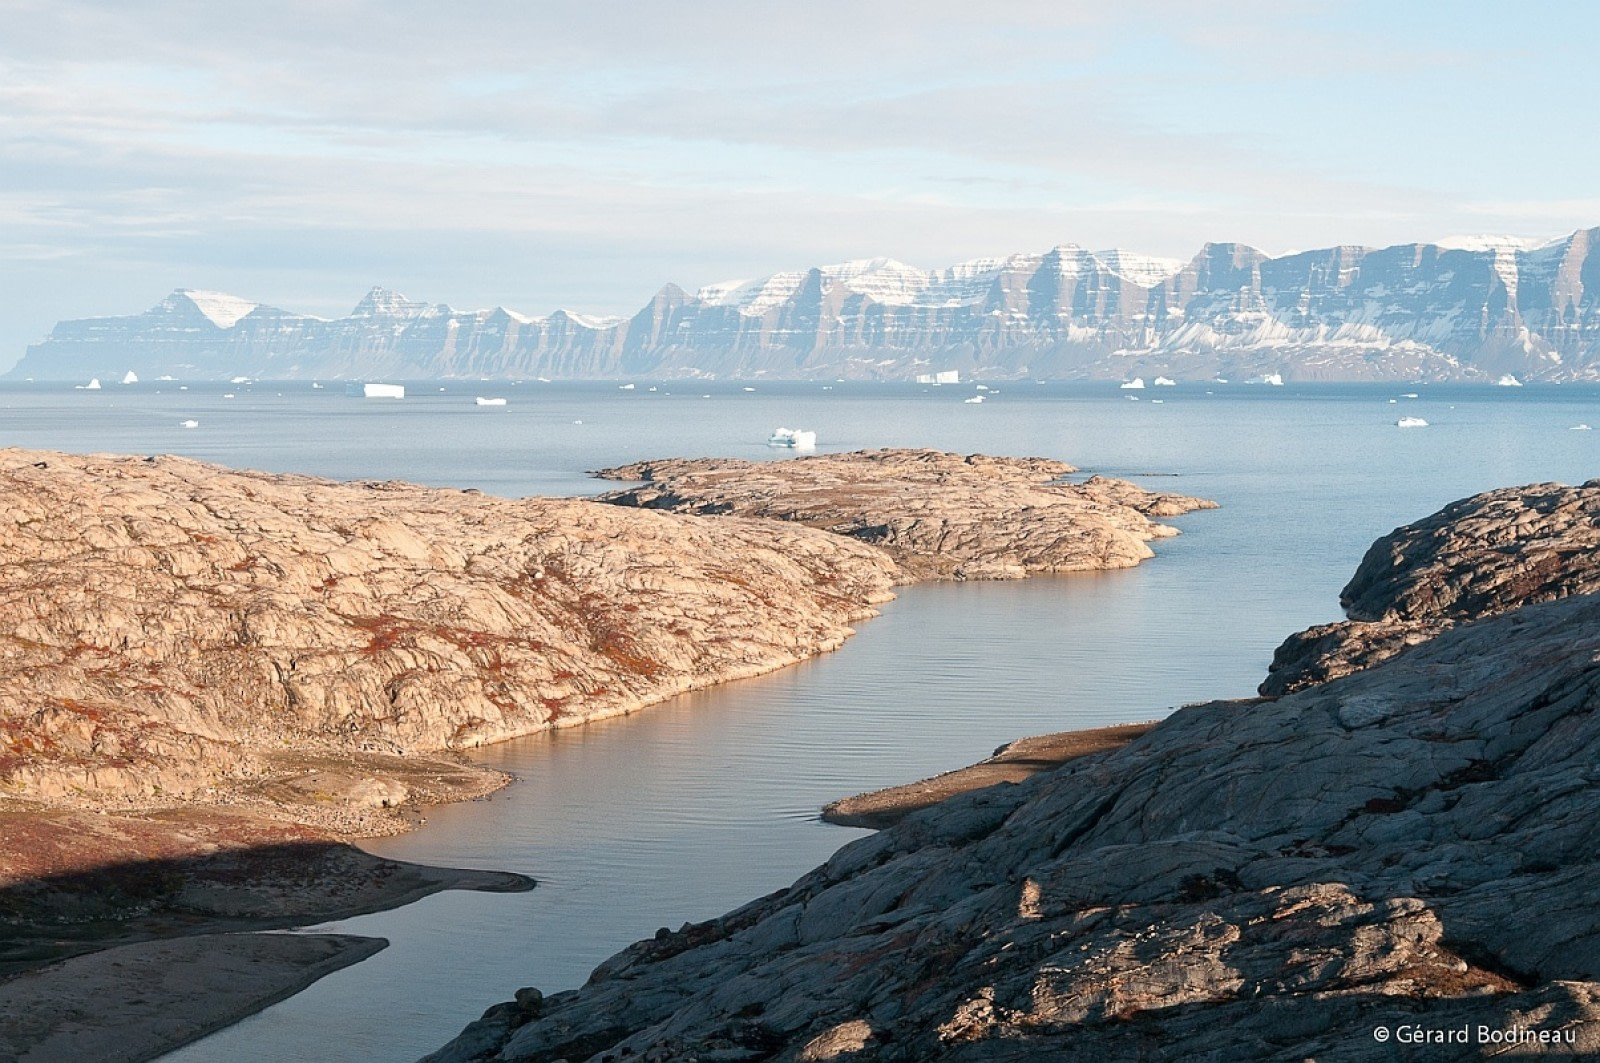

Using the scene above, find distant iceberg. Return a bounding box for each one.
[1245,372,1285,386]
[362,382,405,399]
[1572,424,1592,431]
[475,396,507,406]
[1396,416,1429,428]
[916,370,960,385]
[964,395,984,404]
[1496,374,1523,387]
[768,427,817,448]
[77,378,101,390]
[121,370,138,385]
[1120,378,1145,389]
[180,419,199,428]
[1153,376,1177,386]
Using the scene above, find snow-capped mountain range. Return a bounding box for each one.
[14,229,1600,382]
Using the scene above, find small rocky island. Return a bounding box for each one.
[595,449,1215,581]
[427,482,1600,1062]
[0,446,1207,1061]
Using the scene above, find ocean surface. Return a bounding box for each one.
[4,378,1597,1062]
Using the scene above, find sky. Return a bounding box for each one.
[3,0,1599,369]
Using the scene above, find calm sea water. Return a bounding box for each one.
[4,379,1597,1061]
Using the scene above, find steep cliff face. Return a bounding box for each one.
[0,449,898,813]
[15,229,1600,381]
[426,491,1600,1063]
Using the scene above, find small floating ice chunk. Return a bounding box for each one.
[1119,377,1145,389]
[1572,424,1592,431]
[1153,376,1176,386]
[1396,416,1428,428]
[768,427,817,448]
[1497,374,1523,387]
[475,397,507,406]
[964,395,984,404]
[180,419,199,428]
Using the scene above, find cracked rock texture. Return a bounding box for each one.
[1263,480,1600,695]
[427,490,1600,1062]
[0,448,898,814]
[596,449,1215,581]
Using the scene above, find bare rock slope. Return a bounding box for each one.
[0,448,898,820]
[428,490,1600,1062]
[1263,480,1600,694]
[596,449,1215,581]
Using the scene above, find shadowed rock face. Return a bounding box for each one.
[0,448,898,818]
[1263,481,1600,695]
[426,493,1600,1063]
[596,449,1216,582]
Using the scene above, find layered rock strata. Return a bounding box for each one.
[1262,480,1600,695]
[428,494,1600,1063]
[596,450,1215,582]
[0,448,897,816]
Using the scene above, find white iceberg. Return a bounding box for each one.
[1497,374,1523,387]
[964,395,984,404]
[1397,416,1429,428]
[768,427,817,448]
[78,378,101,390]
[1153,376,1177,386]
[1119,378,1145,389]
[475,397,507,406]
[363,382,405,399]
[121,370,138,384]
[180,419,199,428]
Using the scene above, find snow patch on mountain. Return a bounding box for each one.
[175,290,259,328]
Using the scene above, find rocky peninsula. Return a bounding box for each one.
[1262,480,1600,695]
[428,482,1600,1062]
[0,446,1205,1061]
[595,449,1215,581]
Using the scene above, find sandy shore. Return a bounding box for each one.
[821,721,1156,828]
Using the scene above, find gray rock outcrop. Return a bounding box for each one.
[1263,480,1600,694]
[426,490,1600,1062]
[595,450,1215,582]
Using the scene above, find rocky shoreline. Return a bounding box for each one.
[0,446,1206,1061]
[427,481,1600,1062]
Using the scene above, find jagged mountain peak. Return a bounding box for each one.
[350,287,429,318]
